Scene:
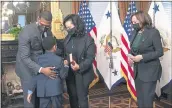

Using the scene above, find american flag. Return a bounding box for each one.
[121,1,137,101]
[78,1,99,88]
[123,1,137,41]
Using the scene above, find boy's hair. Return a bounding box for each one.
[42,36,56,50]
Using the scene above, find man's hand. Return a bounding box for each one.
[71,60,80,72]
[27,94,32,103]
[130,55,143,62]
[40,67,57,79]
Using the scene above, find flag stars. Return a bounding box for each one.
[106,10,111,19]
[112,70,118,76]
[78,2,96,33]
[153,3,159,14]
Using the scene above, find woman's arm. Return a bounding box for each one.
[78,37,96,74]
[142,29,164,62]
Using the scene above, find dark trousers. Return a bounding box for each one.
[66,72,89,108]
[135,76,157,108]
[39,95,62,108]
[21,80,39,108]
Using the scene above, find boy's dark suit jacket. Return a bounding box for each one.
[130,27,164,82]
[29,51,68,97]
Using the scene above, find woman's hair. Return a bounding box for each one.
[63,14,85,36]
[131,11,153,28]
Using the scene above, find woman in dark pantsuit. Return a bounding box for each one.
[128,11,164,108]
[63,14,95,108]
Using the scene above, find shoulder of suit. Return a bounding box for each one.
[149,27,160,36]
[152,28,159,33]
[49,53,62,61]
[144,27,160,39]
[18,23,37,39]
[146,27,159,32]
[23,23,37,31]
[53,54,62,60]
[50,54,63,65]
[85,34,94,41]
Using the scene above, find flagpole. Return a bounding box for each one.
[130,2,133,39]
[129,2,133,106]
[153,1,155,27]
[109,1,113,108]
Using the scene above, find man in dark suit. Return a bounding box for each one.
[63,14,95,108]
[27,36,69,108]
[15,11,57,108]
[128,11,163,108]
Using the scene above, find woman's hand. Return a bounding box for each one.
[71,60,80,72]
[130,55,143,62]
[128,58,134,66]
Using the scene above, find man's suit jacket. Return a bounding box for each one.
[15,23,43,81]
[64,34,95,88]
[130,27,164,82]
[29,52,68,97]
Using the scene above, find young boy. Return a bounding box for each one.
[27,36,69,108]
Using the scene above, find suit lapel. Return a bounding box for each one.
[130,30,137,46]
[33,23,42,41]
[64,35,71,46]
